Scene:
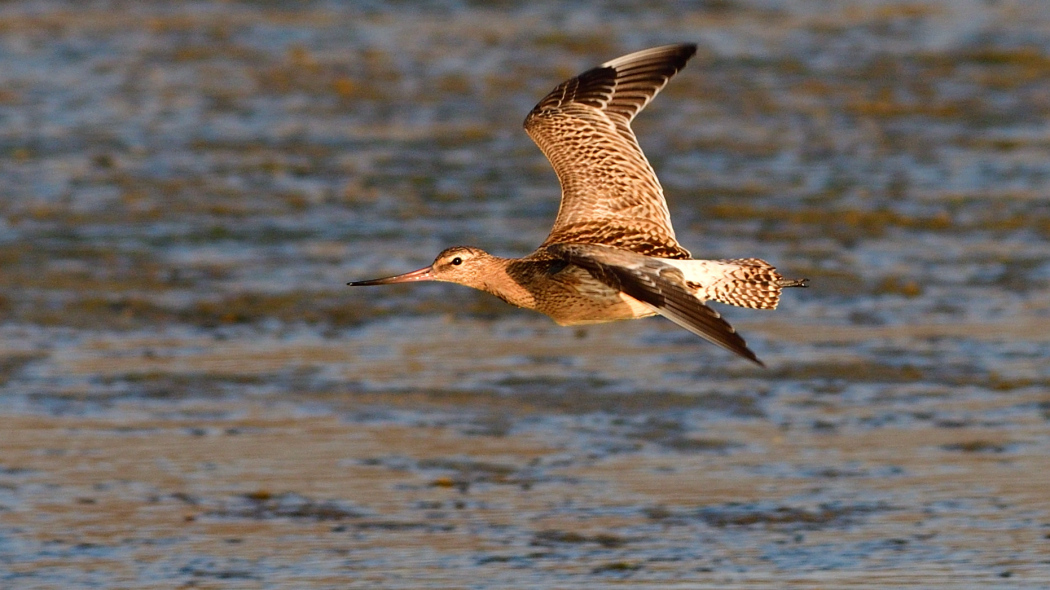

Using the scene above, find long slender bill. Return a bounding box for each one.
[347,266,434,286]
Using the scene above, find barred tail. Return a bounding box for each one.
[709,258,782,309]
[663,257,807,310]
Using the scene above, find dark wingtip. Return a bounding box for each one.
[738,345,765,368]
[779,278,810,288]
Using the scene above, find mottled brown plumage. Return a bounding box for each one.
[526,44,695,259]
[349,44,807,366]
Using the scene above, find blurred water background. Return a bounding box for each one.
[0,1,1049,588]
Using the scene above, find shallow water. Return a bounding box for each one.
[1,1,1049,588]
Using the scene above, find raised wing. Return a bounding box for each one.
[547,243,763,366]
[525,44,697,259]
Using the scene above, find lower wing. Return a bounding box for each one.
[545,243,763,366]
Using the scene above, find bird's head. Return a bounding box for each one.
[347,246,491,288]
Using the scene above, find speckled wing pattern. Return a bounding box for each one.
[525,44,698,260]
[547,243,762,366]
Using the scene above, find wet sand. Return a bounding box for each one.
[2,369,1049,587]
[1,1,1049,588]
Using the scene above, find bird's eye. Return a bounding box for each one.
[451,257,463,266]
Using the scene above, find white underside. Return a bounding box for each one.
[658,258,735,291]
[620,292,658,317]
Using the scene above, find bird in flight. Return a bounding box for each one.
[349,44,807,365]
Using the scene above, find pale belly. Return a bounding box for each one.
[545,291,656,326]
[495,261,657,326]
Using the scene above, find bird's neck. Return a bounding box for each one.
[474,256,538,310]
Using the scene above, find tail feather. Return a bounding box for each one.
[709,258,782,309]
[663,257,800,310]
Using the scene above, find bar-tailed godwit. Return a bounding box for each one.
[349,44,807,365]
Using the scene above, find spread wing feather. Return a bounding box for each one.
[525,44,697,259]
[546,243,763,366]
